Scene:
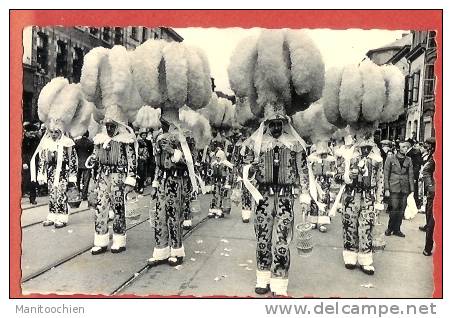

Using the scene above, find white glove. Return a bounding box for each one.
[23,163,29,170]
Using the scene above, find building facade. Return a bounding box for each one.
[405,30,437,141]
[367,34,411,141]
[22,26,183,122]
[367,30,437,142]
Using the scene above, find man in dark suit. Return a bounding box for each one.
[405,139,423,208]
[420,138,436,256]
[384,141,414,237]
[22,122,41,205]
[74,131,94,200]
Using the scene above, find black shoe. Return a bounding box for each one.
[111,246,126,254]
[183,225,192,231]
[54,222,67,229]
[255,284,270,295]
[147,258,168,268]
[360,265,375,275]
[423,250,432,256]
[30,200,37,205]
[168,256,183,266]
[345,264,357,270]
[419,226,427,232]
[393,231,406,238]
[242,219,250,223]
[208,213,215,218]
[384,229,392,236]
[42,220,54,227]
[91,246,108,255]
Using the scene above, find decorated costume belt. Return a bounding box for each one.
[99,164,128,174]
[257,184,296,195]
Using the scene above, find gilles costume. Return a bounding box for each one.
[80,45,145,254]
[208,149,233,218]
[306,141,337,232]
[33,77,93,228]
[36,128,78,227]
[128,39,213,267]
[228,29,326,296]
[241,113,311,296]
[338,138,384,273]
[321,60,405,275]
[89,105,137,254]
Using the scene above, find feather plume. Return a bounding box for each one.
[339,64,363,123]
[360,60,385,122]
[130,39,165,106]
[162,42,188,109]
[37,77,69,123]
[380,65,405,123]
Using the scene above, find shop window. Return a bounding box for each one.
[412,72,420,103]
[102,27,111,42]
[114,27,123,45]
[72,47,84,83]
[56,40,68,77]
[142,27,148,43]
[36,32,48,74]
[131,27,138,40]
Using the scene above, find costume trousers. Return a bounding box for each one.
[23,168,37,202]
[183,182,193,221]
[387,192,408,232]
[47,168,69,221]
[241,185,253,211]
[95,171,127,235]
[210,178,231,214]
[424,194,435,253]
[153,175,188,250]
[254,190,294,279]
[77,168,91,199]
[342,192,375,257]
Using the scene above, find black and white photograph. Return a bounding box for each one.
[17,16,440,298]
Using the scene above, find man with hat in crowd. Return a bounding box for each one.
[384,140,415,238]
[405,138,423,209]
[22,121,41,205]
[74,131,94,200]
[419,137,436,256]
[380,139,394,165]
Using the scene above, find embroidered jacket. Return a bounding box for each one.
[91,131,137,187]
[37,135,78,185]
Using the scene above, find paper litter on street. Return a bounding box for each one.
[194,250,207,254]
[360,283,374,288]
[190,258,196,262]
[245,267,253,271]
[68,229,73,233]
[239,264,248,267]
[220,239,229,243]
[196,239,203,244]
[247,260,253,264]
[224,248,232,252]
[175,265,183,270]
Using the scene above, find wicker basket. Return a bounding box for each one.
[296,222,314,257]
[67,186,82,209]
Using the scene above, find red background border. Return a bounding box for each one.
[10,9,443,299]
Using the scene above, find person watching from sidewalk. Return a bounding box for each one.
[419,137,436,256]
[384,140,414,238]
